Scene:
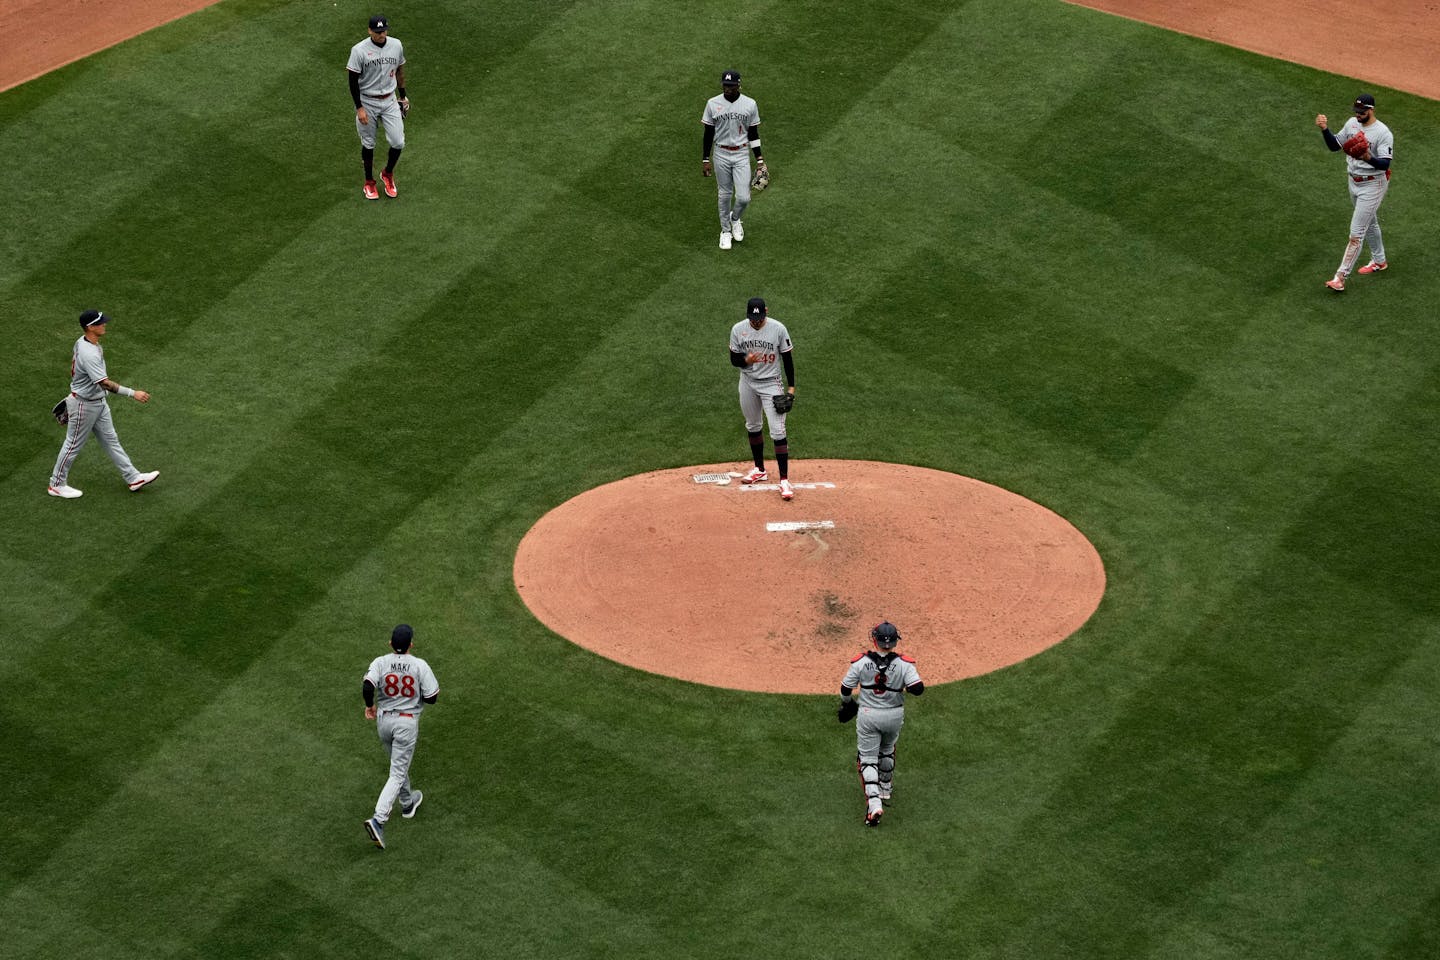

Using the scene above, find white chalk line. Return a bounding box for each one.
[738,482,837,492]
[766,520,836,532]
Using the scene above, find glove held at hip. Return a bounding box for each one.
[772,393,793,414]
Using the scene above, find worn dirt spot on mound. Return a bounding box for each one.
[513,460,1105,694]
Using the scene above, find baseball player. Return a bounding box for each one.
[347,14,409,200]
[728,297,795,500]
[701,70,766,250]
[48,310,159,499]
[362,623,439,850]
[1315,94,1393,292]
[839,622,923,827]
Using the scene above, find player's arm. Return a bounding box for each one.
[422,692,438,705]
[748,124,763,164]
[701,122,715,176]
[1363,149,1391,170]
[905,680,924,695]
[731,349,748,368]
[348,69,362,109]
[363,678,378,719]
[1317,115,1340,151]
[98,377,149,402]
[395,63,406,102]
[781,351,795,390]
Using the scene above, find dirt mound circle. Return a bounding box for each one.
[513,460,1105,694]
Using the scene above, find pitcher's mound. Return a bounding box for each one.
[513,459,1105,694]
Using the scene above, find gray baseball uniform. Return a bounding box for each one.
[348,34,407,151]
[50,336,144,488]
[364,650,439,824]
[1332,114,1393,276]
[842,650,922,811]
[729,316,792,439]
[702,88,760,235]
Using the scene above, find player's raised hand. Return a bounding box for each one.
[1315,113,1328,129]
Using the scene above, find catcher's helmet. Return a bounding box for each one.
[871,621,900,649]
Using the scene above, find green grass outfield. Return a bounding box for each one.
[3,0,1439,956]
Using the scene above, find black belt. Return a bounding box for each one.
[364,91,393,99]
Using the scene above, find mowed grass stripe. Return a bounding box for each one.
[1139,619,1440,958]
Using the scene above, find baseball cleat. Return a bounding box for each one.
[380,170,397,198]
[1325,276,1345,292]
[740,467,768,484]
[731,219,744,242]
[865,808,883,827]
[127,470,160,492]
[47,484,83,499]
[363,179,380,200]
[719,231,733,250]
[400,791,423,819]
[364,817,386,849]
[779,479,794,500]
[1358,260,1387,274]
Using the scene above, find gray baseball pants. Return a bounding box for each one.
[373,712,420,823]
[50,396,141,486]
[714,148,751,231]
[1337,175,1388,276]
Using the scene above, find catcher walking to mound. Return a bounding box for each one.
[728,297,795,500]
[839,622,924,827]
[701,70,768,250]
[1315,94,1393,292]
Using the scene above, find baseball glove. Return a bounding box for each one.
[772,392,794,414]
[1341,129,1369,159]
[838,698,858,723]
[398,96,411,119]
[51,397,69,425]
[751,162,770,191]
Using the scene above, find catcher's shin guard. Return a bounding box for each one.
[857,754,881,801]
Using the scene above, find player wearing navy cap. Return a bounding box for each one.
[362,623,439,850]
[48,309,159,499]
[347,14,409,199]
[1315,93,1394,291]
[728,297,795,499]
[839,622,924,827]
[701,70,766,249]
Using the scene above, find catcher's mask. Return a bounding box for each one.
[871,621,900,649]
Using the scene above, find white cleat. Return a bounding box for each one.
[128,470,160,492]
[740,466,768,484]
[48,484,83,499]
[719,231,733,250]
[779,479,794,500]
[731,219,744,242]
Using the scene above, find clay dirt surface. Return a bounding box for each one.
[1066,0,1440,102]
[514,461,1106,694]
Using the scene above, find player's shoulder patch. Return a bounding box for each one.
[850,651,868,663]
[899,655,916,663]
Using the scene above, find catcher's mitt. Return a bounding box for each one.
[398,96,411,119]
[838,698,858,723]
[772,392,794,414]
[51,397,69,426]
[1341,129,1369,159]
[751,162,770,191]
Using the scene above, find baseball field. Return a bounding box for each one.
[4,1,1439,957]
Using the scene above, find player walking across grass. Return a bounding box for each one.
[1316,94,1393,292]
[702,70,766,250]
[348,14,409,200]
[48,309,159,499]
[362,624,439,850]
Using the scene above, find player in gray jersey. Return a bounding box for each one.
[362,623,440,850]
[839,622,923,826]
[347,14,409,200]
[701,70,766,250]
[1315,93,1394,291]
[728,297,796,500]
[48,310,159,499]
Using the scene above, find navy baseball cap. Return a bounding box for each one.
[1354,93,1376,111]
[79,309,109,329]
[746,297,766,320]
[369,14,389,31]
[722,70,741,85]
[391,623,413,649]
